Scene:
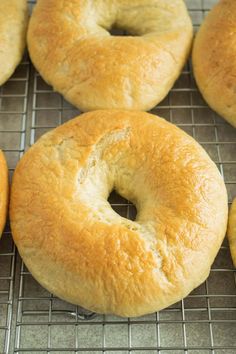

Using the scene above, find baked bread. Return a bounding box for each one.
[0,0,28,86]
[228,198,236,267]
[0,151,8,238]
[10,110,228,317]
[192,0,236,128]
[27,0,193,112]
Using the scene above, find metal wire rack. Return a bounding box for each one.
[0,51,30,354]
[0,0,236,353]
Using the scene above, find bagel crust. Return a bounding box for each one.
[0,151,8,238]
[10,111,228,317]
[0,0,28,86]
[27,0,193,112]
[192,0,236,128]
[228,198,236,267]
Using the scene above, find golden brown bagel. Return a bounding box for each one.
[0,151,8,238]
[228,198,236,267]
[27,0,193,112]
[10,111,228,317]
[192,0,236,128]
[0,0,28,86]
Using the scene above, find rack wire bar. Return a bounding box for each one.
[0,0,235,353]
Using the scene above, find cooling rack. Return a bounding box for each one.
[0,0,236,353]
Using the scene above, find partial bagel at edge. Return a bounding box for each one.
[192,0,236,128]
[0,151,8,239]
[0,0,28,86]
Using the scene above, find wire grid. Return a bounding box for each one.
[0,0,235,353]
[0,53,29,354]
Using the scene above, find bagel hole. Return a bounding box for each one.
[108,190,137,221]
[108,26,138,37]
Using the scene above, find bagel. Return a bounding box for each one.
[10,110,228,317]
[27,0,193,112]
[192,0,236,128]
[0,151,8,238]
[0,0,28,86]
[228,198,236,267]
